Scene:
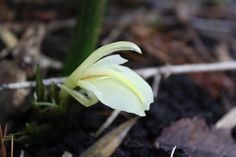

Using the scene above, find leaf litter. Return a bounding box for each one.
[156,118,236,157]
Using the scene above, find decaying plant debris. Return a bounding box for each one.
[156,118,236,157]
[1,0,236,157]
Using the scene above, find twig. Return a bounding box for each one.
[152,75,161,98]
[215,106,236,130]
[10,136,13,157]
[170,145,177,157]
[0,77,65,91]
[93,110,121,137]
[3,125,7,139]
[62,151,72,157]
[1,61,236,91]
[19,150,25,157]
[136,61,236,79]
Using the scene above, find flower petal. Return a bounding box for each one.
[109,65,154,110]
[78,78,147,116]
[93,54,128,66]
[70,41,141,79]
[81,65,154,110]
[81,66,145,105]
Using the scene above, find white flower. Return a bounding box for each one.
[58,41,154,116]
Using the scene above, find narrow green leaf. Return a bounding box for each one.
[49,82,58,104]
[63,0,108,74]
[35,65,46,102]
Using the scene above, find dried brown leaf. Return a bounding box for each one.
[189,73,234,98]
[156,118,236,157]
[80,118,137,157]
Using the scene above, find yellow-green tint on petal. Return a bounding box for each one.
[108,65,154,110]
[60,41,142,101]
[59,41,154,116]
[78,78,146,116]
[80,67,145,105]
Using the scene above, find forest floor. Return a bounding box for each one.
[1,0,236,157]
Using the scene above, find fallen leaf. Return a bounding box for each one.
[189,73,234,98]
[0,27,18,48]
[0,61,29,122]
[80,118,137,157]
[156,118,236,157]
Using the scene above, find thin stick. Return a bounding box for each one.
[0,77,65,91]
[136,61,236,79]
[215,106,236,130]
[93,110,121,137]
[62,151,73,157]
[170,145,177,157]
[152,74,161,98]
[3,125,7,138]
[1,61,236,91]
[10,136,13,157]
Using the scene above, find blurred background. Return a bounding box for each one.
[1,0,236,156]
[1,0,236,109]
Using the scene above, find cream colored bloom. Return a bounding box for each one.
[59,41,153,116]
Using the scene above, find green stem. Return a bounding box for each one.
[58,77,76,109]
[63,0,108,74]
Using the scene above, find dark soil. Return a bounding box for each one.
[10,75,226,157]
